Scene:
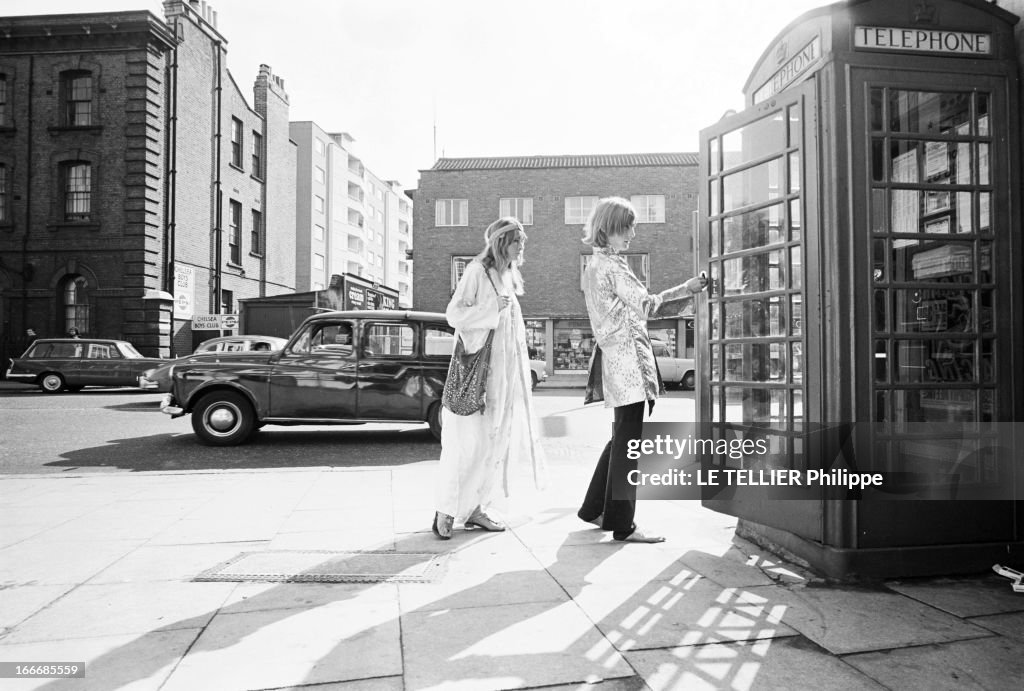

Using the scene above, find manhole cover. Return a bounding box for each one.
[194,550,448,583]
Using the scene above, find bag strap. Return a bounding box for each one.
[481,264,501,298]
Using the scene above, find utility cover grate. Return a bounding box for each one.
[194,550,448,583]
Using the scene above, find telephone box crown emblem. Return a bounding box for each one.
[913,2,937,24]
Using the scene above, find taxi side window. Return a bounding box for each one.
[307,323,355,356]
[363,323,415,358]
[424,326,455,358]
[87,343,116,359]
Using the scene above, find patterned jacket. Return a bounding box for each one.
[582,248,694,408]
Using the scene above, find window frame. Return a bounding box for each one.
[230,117,244,169]
[499,197,534,225]
[62,161,92,222]
[61,70,93,127]
[565,196,599,224]
[251,131,263,178]
[0,73,9,127]
[0,162,9,224]
[451,255,476,292]
[631,194,666,223]
[228,199,242,264]
[250,209,262,256]
[435,199,469,227]
[61,275,90,335]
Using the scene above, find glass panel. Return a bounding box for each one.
[892,389,976,423]
[724,343,776,382]
[978,192,990,232]
[980,290,994,331]
[874,289,887,332]
[711,219,721,257]
[790,295,803,335]
[889,90,971,134]
[722,250,786,295]
[955,193,973,233]
[980,339,994,382]
[792,388,804,421]
[788,103,801,147]
[889,140,968,184]
[710,179,720,216]
[955,142,972,185]
[711,386,721,422]
[769,342,786,382]
[870,88,883,131]
[871,139,885,182]
[891,190,919,234]
[724,344,743,381]
[875,340,888,382]
[789,198,802,241]
[710,262,721,301]
[979,242,992,283]
[722,158,782,213]
[894,288,974,333]
[893,339,976,383]
[721,112,785,169]
[711,344,720,381]
[875,392,887,423]
[891,240,975,282]
[977,143,989,185]
[788,151,801,193]
[871,189,886,233]
[710,298,719,339]
[791,343,803,383]
[790,246,802,289]
[981,389,994,422]
[977,93,989,136]
[722,297,785,337]
[873,240,886,282]
[709,138,720,175]
[722,387,786,424]
[723,205,782,253]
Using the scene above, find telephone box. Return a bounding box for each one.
[697,0,1022,578]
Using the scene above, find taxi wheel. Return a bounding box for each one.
[40,373,66,394]
[427,401,443,441]
[192,391,255,446]
[682,371,696,391]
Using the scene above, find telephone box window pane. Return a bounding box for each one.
[976,93,989,135]
[873,240,886,282]
[769,343,786,382]
[790,246,802,289]
[980,290,994,332]
[894,288,974,334]
[891,190,920,234]
[711,219,721,257]
[888,90,970,134]
[723,387,777,424]
[892,240,975,282]
[722,158,782,213]
[725,344,743,380]
[710,180,720,215]
[710,262,721,300]
[711,387,721,422]
[980,339,995,383]
[979,242,992,283]
[723,251,786,294]
[792,388,804,423]
[956,193,973,233]
[711,344,720,381]
[710,300,720,339]
[870,88,884,131]
[871,139,885,182]
[723,206,783,253]
[788,151,801,193]
[875,340,888,383]
[894,340,975,383]
[977,143,989,185]
[787,104,801,147]
[874,290,887,333]
[709,138,720,175]
[981,389,994,422]
[722,113,785,169]
[790,295,802,335]
[791,343,803,384]
[895,389,977,423]
[723,297,785,337]
[978,192,990,232]
[875,394,887,424]
[789,198,801,241]
[955,143,972,185]
[770,389,787,424]
[890,140,965,184]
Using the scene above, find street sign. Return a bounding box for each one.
[192,314,239,330]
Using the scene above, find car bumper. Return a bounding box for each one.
[160,393,184,417]
[5,370,36,381]
[138,375,161,390]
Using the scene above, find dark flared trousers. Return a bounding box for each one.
[578,400,646,540]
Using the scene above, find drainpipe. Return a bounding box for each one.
[20,55,34,339]
[163,30,179,357]
[212,39,223,323]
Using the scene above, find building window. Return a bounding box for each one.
[347,234,362,252]
[0,163,8,223]
[62,162,91,221]
[314,195,325,214]
[315,166,326,184]
[250,209,262,255]
[499,197,534,225]
[0,74,8,126]
[228,200,242,264]
[436,199,468,227]
[221,289,234,315]
[565,196,598,224]
[632,195,666,223]
[398,219,409,235]
[347,260,362,275]
[314,224,325,242]
[61,71,92,126]
[348,208,364,227]
[399,199,410,215]
[251,131,263,178]
[580,253,649,291]
[230,118,243,168]
[314,253,325,271]
[451,255,475,292]
[315,138,325,156]
[61,275,89,335]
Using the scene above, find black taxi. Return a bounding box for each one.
[161,311,455,445]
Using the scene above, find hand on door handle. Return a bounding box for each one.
[685,272,709,294]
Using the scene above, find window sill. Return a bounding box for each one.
[229,163,245,174]
[249,252,263,259]
[250,174,264,183]
[47,125,103,134]
[226,262,245,271]
[48,222,99,231]
[0,126,15,136]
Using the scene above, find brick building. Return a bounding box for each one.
[0,1,296,362]
[289,124,413,305]
[413,154,700,372]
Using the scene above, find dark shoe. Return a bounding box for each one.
[465,508,505,532]
[432,512,453,540]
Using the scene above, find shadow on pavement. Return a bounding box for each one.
[45,428,440,472]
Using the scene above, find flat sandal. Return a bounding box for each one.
[465,510,505,532]
[432,511,453,540]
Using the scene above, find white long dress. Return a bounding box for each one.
[435,261,547,522]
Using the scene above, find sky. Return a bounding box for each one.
[3,0,829,188]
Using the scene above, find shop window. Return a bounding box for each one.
[228,200,242,264]
[499,197,534,225]
[565,196,598,224]
[451,255,475,292]
[61,275,89,335]
[61,161,92,221]
[230,117,243,168]
[525,320,546,361]
[553,319,594,371]
[631,195,666,223]
[436,199,468,227]
[61,70,93,126]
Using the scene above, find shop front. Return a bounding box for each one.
[697,0,1022,578]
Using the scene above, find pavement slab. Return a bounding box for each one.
[0,538,145,587]
[161,599,401,691]
[0,584,76,636]
[968,611,1024,642]
[85,541,268,584]
[884,574,1024,618]
[843,635,1024,691]
[626,636,886,691]
[734,584,994,654]
[401,600,634,690]
[221,581,399,613]
[571,577,798,651]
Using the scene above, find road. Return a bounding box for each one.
[0,385,696,475]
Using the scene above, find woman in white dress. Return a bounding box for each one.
[433,217,546,539]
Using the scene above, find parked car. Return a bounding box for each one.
[139,335,288,392]
[161,311,455,445]
[6,338,169,393]
[652,339,696,390]
[529,358,548,390]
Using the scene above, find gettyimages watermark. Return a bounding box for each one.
[616,421,1023,502]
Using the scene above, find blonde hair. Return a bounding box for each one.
[476,216,526,295]
[581,197,635,248]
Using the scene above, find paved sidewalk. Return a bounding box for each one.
[1,460,1022,690]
